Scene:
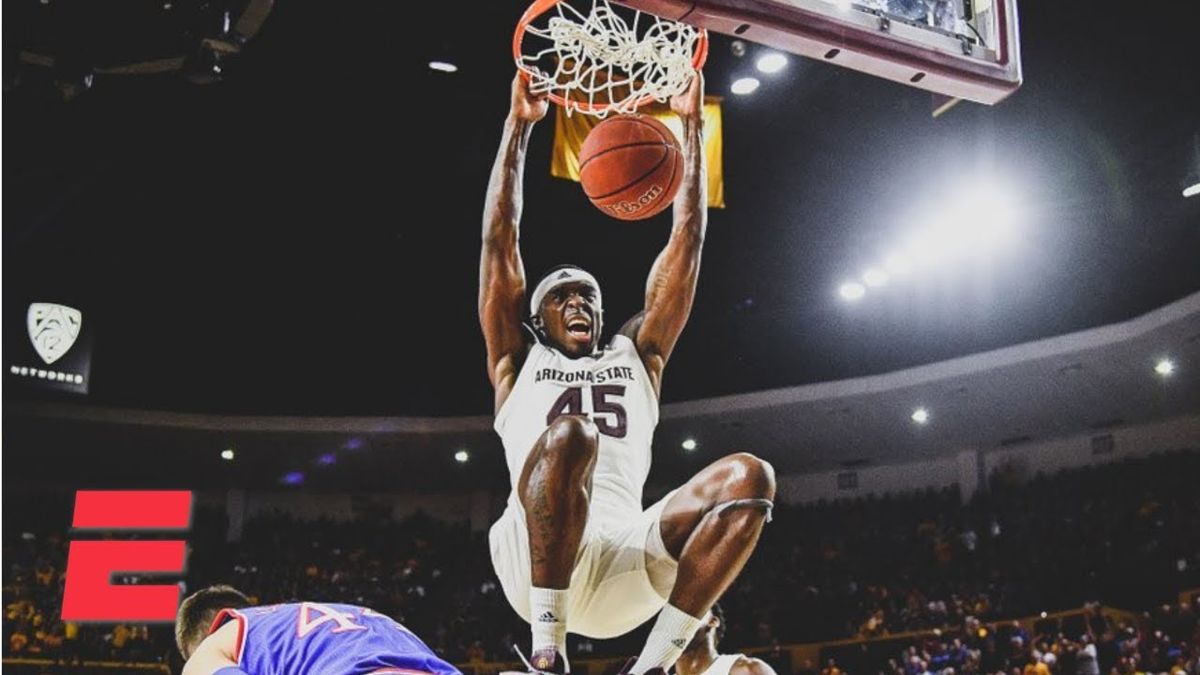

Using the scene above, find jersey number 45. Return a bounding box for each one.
[545,385,627,438]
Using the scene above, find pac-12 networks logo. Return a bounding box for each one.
[61,491,193,622]
[28,302,82,365]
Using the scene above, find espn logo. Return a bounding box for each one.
[61,491,192,622]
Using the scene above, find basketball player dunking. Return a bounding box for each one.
[481,70,776,675]
[675,604,777,675]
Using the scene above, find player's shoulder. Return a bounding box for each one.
[729,655,778,675]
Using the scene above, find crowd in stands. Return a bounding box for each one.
[4,450,1198,673]
[820,599,1199,675]
[721,450,1200,649]
[3,529,163,665]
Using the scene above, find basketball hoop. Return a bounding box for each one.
[513,0,708,118]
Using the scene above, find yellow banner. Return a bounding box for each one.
[550,99,725,209]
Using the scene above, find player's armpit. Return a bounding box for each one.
[617,312,646,341]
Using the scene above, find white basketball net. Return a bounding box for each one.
[517,0,703,118]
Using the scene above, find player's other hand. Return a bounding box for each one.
[670,69,703,120]
[511,72,550,123]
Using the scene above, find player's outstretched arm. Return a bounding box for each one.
[635,71,708,393]
[181,621,240,675]
[480,73,548,411]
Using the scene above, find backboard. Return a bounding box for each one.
[622,0,1022,105]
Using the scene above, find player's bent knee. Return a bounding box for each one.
[542,415,599,466]
[722,452,776,498]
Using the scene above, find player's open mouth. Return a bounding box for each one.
[566,316,592,341]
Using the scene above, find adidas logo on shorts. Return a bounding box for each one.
[538,611,559,623]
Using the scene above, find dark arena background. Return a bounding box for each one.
[3,0,1199,674]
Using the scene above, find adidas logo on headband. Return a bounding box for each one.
[529,266,603,317]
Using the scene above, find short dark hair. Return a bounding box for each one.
[175,585,250,659]
[711,602,727,646]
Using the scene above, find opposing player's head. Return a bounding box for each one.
[685,603,726,654]
[529,265,604,357]
[175,585,251,660]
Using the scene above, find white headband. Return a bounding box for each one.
[529,267,603,317]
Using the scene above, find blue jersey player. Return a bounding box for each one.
[175,585,462,675]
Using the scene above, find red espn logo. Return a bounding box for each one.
[61,491,193,622]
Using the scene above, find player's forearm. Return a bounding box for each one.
[479,115,531,340]
[482,115,536,247]
[645,115,706,310]
[671,114,707,245]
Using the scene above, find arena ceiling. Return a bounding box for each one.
[5,0,1199,418]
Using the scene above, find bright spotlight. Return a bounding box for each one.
[863,268,889,287]
[905,229,957,266]
[429,61,458,73]
[756,53,787,74]
[911,407,930,424]
[1184,183,1200,198]
[884,252,913,276]
[839,281,866,301]
[731,77,760,95]
[905,177,1023,267]
[1154,359,1175,376]
[454,449,470,463]
[221,448,235,461]
[682,438,698,451]
[972,193,1019,244]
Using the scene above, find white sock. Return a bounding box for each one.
[530,586,569,658]
[632,604,705,674]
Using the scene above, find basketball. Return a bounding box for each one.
[579,114,684,221]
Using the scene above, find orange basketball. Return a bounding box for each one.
[579,114,684,221]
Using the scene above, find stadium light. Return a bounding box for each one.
[429,61,458,73]
[1154,359,1175,376]
[884,252,913,276]
[904,176,1023,268]
[756,53,787,74]
[839,281,866,301]
[731,77,760,95]
[1184,183,1200,198]
[911,407,930,424]
[221,448,235,461]
[863,268,889,287]
[455,449,470,463]
[682,438,698,451]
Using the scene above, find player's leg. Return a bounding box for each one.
[518,414,600,670]
[631,452,776,674]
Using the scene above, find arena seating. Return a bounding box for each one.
[4,451,1197,673]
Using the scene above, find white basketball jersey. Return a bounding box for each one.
[495,334,659,523]
[699,654,745,675]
